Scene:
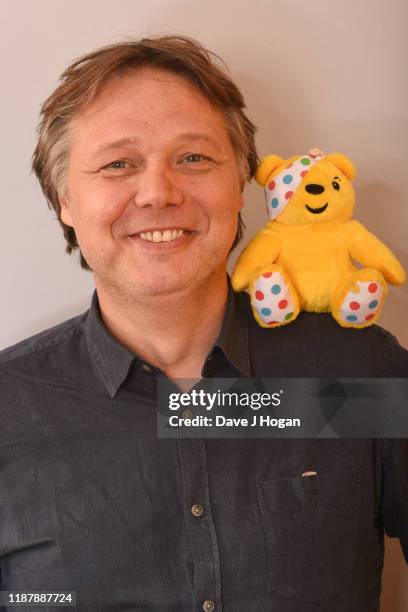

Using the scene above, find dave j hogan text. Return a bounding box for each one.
[168,414,301,429]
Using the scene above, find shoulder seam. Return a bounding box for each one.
[0,327,85,367]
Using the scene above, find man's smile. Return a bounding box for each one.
[129,228,195,249]
[139,228,185,243]
[305,202,328,214]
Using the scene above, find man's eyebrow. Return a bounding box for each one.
[175,132,219,144]
[91,133,219,157]
[92,137,139,157]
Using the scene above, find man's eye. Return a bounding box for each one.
[183,154,207,163]
[105,160,128,169]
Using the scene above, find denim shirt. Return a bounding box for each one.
[0,281,407,611]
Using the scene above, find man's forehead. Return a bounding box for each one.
[77,68,220,121]
[88,132,223,157]
[70,72,230,154]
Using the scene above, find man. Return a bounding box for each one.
[0,36,407,612]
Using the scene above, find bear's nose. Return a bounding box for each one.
[305,183,325,195]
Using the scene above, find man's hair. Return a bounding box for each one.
[32,35,258,269]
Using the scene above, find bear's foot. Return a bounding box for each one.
[332,268,387,328]
[250,265,300,328]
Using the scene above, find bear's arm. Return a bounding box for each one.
[231,223,281,291]
[344,220,406,285]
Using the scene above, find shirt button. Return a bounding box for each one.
[140,363,153,373]
[191,504,204,517]
[202,601,215,611]
[182,409,193,419]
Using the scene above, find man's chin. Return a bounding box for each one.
[124,264,221,300]
[94,254,225,301]
[123,271,200,299]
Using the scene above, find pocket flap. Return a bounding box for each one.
[257,469,361,513]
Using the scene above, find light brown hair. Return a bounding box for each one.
[32,35,258,269]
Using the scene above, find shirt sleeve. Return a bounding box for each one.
[381,438,408,563]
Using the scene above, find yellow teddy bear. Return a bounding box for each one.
[232,148,406,328]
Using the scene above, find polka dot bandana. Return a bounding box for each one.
[264,148,325,220]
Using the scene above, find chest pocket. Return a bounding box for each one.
[256,469,361,604]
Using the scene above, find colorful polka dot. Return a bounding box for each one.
[255,290,264,300]
[271,284,281,295]
[261,307,271,316]
[271,197,279,208]
[347,315,358,322]
[365,314,375,321]
[368,283,378,293]
[278,299,288,309]
[300,157,311,166]
[268,180,276,191]
[262,272,272,278]
[369,300,378,309]
[285,312,293,321]
[300,170,308,177]
[283,174,293,184]
[349,301,360,310]
[285,191,293,200]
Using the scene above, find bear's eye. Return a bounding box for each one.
[332,180,340,191]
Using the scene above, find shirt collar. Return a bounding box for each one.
[214,275,251,377]
[85,291,136,398]
[85,277,250,397]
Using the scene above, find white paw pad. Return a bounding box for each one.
[252,271,295,325]
[339,281,384,325]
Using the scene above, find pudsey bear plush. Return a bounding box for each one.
[232,148,406,328]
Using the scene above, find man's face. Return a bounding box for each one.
[61,68,244,298]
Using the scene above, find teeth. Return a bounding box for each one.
[139,229,184,243]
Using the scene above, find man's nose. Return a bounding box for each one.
[133,162,184,209]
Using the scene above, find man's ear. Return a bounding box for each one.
[59,196,74,227]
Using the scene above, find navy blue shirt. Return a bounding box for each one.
[0,282,408,611]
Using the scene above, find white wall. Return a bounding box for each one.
[0,0,407,608]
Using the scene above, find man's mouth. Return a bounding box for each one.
[138,228,184,243]
[129,228,193,245]
[305,203,328,214]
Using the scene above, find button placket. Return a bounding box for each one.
[176,438,222,610]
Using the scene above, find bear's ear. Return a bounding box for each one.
[325,153,356,180]
[256,155,285,186]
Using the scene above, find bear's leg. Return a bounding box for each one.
[331,268,387,328]
[249,264,300,328]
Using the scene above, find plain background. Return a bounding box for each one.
[0,0,407,608]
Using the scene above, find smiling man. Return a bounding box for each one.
[0,36,408,612]
[58,65,244,379]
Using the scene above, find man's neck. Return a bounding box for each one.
[95,271,229,380]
